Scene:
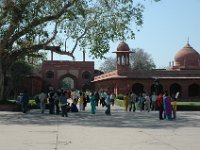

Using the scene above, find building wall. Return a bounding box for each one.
[40,61,94,91]
[94,78,200,100]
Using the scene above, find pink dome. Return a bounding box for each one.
[117,41,130,51]
[175,43,200,67]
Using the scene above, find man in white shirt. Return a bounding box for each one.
[38,90,47,113]
[151,92,157,111]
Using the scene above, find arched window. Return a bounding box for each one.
[170,83,182,97]
[122,55,125,65]
[82,71,91,80]
[150,80,163,95]
[132,83,144,95]
[46,71,54,78]
[117,56,121,65]
[188,84,199,97]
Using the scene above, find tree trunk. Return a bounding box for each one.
[0,61,5,101]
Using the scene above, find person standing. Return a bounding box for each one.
[101,91,107,107]
[83,93,87,111]
[172,98,177,119]
[21,90,29,113]
[59,92,68,117]
[90,92,96,114]
[138,93,143,112]
[157,93,164,120]
[110,92,115,106]
[145,93,151,112]
[94,91,100,107]
[105,92,111,115]
[163,91,172,120]
[151,92,157,111]
[124,93,129,111]
[53,90,61,115]
[129,92,136,112]
[38,90,47,114]
[172,92,179,119]
[48,90,55,114]
[78,92,84,111]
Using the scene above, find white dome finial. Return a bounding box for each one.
[187,37,190,44]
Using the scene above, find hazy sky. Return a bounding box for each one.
[48,0,200,69]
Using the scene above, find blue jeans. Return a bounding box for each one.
[40,102,45,113]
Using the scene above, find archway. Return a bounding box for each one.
[59,74,77,90]
[132,83,144,95]
[188,84,199,97]
[151,83,163,95]
[170,83,182,98]
[61,77,74,89]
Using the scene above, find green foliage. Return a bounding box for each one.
[176,102,200,111]
[116,94,125,100]
[115,98,124,107]
[10,61,33,94]
[0,0,160,100]
[0,0,159,61]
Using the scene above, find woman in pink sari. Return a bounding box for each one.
[163,91,172,120]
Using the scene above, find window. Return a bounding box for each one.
[46,71,54,78]
[82,71,91,79]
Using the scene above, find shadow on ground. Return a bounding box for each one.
[0,106,200,129]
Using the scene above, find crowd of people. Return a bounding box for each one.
[16,88,178,120]
[123,91,178,120]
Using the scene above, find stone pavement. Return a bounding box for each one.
[0,105,200,150]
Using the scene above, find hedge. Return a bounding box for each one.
[115,99,200,111]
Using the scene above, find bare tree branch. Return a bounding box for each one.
[71,27,88,54]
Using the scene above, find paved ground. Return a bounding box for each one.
[0,105,200,150]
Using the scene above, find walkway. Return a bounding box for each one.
[0,105,200,150]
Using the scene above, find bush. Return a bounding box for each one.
[116,94,124,100]
[28,100,37,108]
[115,98,124,107]
[176,102,200,111]
[0,100,16,105]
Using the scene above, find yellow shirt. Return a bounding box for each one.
[79,96,84,104]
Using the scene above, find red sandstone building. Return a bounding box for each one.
[28,41,200,100]
[26,59,95,95]
[93,41,200,100]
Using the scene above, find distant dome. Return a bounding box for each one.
[174,42,200,68]
[117,41,130,51]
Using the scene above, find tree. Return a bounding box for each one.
[99,57,116,73]
[99,48,156,72]
[10,61,33,97]
[0,0,159,100]
[130,48,156,70]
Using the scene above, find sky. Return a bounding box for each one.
[48,0,200,69]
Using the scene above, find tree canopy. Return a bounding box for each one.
[99,57,116,73]
[0,0,159,100]
[130,48,156,70]
[0,0,160,62]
